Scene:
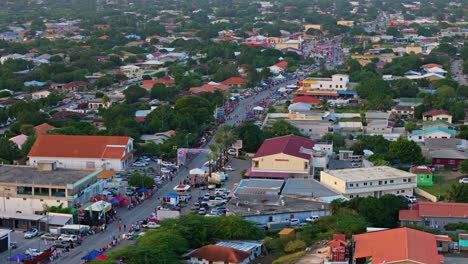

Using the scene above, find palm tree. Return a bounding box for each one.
[214,124,234,166]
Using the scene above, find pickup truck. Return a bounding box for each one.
[142,222,160,229]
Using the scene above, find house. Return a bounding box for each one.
[140,77,175,90]
[269,61,288,74]
[423,120,455,130]
[410,165,433,186]
[9,134,28,150]
[353,227,444,264]
[430,149,468,169]
[228,179,329,224]
[423,109,452,123]
[392,105,415,118]
[34,123,56,136]
[188,245,251,264]
[301,74,349,91]
[337,21,354,26]
[399,202,468,230]
[54,81,88,91]
[31,90,50,100]
[88,98,112,110]
[365,120,392,135]
[338,122,363,135]
[215,241,263,262]
[28,135,133,171]
[246,135,315,179]
[189,82,230,94]
[222,77,247,89]
[320,166,417,199]
[408,126,456,143]
[120,65,142,79]
[0,165,104,231]
[365,111,390,123]
[291,96,321,105]
[140,130,176,144]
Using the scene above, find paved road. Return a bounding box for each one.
[450,59,467,86]
[54,77,298,263]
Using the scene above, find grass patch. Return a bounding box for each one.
[419,175,459,198]
[272,250,307,264]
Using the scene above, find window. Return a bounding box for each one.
[390,180,394,183]
[355,183,359,187]
[364,182,368,186]
[384,181,388,184]
[304,162,308,169]
[448,160,455,165]
[340,78,343,81]
[349,183,354,187]
[370,182,373,186]
[86,161,95,169]
[408,178,411,182]
[401,190,405,193]
[253,161,259,168]
[379,181,382,185]
[350,195,354,198]
[436,159,440,163]
[403,179,407,182]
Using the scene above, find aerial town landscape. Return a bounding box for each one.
[0,0,466,263]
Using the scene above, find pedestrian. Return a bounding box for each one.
[118,224,122,232]
[123,224,127,231]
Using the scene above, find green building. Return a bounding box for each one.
[410,166,433,186]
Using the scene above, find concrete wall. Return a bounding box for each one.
[252,154,309,174]
[29,156,127,171]
[414,187,438,202]
[0,196,65,215]
[244,210,329,225]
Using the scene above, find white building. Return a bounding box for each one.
[302,74,349,91]
[320,166,417,199]
[120,65,143,79]
[407,126,456,143]
[31,90,51,100]
[28,135,133,171]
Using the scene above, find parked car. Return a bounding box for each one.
[26,248,42,257]
[459,178,468,184]
[198,208,207,215]
[24,229,39,239]
[405,195,417,203]
[222,165,234,171]
[125,187,135,196]
[142,222,160,229]
[227,148,237,155]
[53,240,71,248]
[290,218,300,226]
[207,184,216,190]
[132,162,146,167]
[305,216,320,223]
[40,233,57,241]
[58,234,78,242]
[351,163,360,168]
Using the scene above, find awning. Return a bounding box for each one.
[136,187,149,193]
[173,184,190,191]
[165,192,179,199]
[0,211,46,221]
[253,106,264,111]
[109,198,120,204]
[90,201,112,212]
[46,214,72,226]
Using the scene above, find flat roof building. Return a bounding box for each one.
[320,166,417,198]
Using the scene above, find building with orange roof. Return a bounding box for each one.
[399,202,468,230]
[28,135,133,171]
[141,77,175,90]
[222,77,247,89]
[353,227,444,264]
[189,83,230,94]
[34,123,56,136]
[188,245,251,264]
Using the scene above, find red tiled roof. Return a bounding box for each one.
[353,227,443,264]
[423,109,449,116]
[222,77,247,85]
[419,202,468,218]
[34,123,56,136]
[254,135,315,159]
[141,77,175,90]
[421,63,443,69]
[189,245,251,263]
[399,209,423,221]
[435,235,452,242]
[28,135,130,159]
[274,61,288,69]
[410,165,432,174]
[292,96,321,104]
[63,81,88,89]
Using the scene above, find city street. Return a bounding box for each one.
[0,77,299,264]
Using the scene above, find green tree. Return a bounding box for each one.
[123,85,147,103]
[386,27,401,37]
[389,138,424,164]
[460,160,468,174]
[446,184,468,203]
[174,96,214,126]
[321,133,345,148]
[128,173,154,188]
[265,119,305,138]
[0,138,22,163]
[21,135,36,156]
[234,122,264,153]
[284,240,306,253]
[20,124,35,135]
[393,79,419,98]
[404,121,418,132]
[150,83,175,101]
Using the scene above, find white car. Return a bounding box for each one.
[142,222,160,229]
[227,148,237,155]
[58,234,78,242]
[222,165,234,171]
[290,218,300,226]
[132,162,146,167]
[161,161,174,167]
[26,248,42,257]
[405,195,417,203]
[459,178,468,184]
[305,216,320,222]
[24,228,39,239]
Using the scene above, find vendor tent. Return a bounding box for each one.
[8,254,28,262]
[90,201,112,212]
[81,250,102,261]
[108,198,120,205]
[275,74,285,79]
[190,168,206,175]
[95,254,107,260]
[253,106,264,111]
[136,187,149,193]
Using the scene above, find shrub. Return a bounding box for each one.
[284,239,306,253]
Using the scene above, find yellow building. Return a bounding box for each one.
[337,21,354,27]
[246,135,316,178]
[405,46,423,54]
[304,24,322,31]
[320,166,417,198]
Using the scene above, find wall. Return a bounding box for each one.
[29,156,127,171]
[432,158,464,169]
[320,172,346,193]
[244,210,329,225]
[0,196,65,215]
[252,154,309,174]
[414,188,438,202]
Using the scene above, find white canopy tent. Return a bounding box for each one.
[189,168,206,175]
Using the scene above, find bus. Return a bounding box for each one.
[58,224,90,235]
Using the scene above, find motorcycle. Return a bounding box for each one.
[10,242,17,249]
[127,203,135,210]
